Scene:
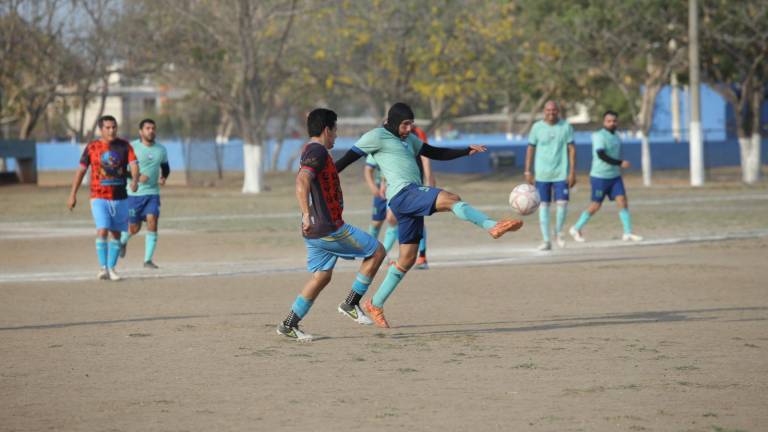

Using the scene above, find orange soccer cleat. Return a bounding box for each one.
[488,218,523,239]
[363,298,390,328]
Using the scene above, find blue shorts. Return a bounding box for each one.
[371,196,387,221]
[90,198,129,232]
[388,184,442,244]
[590,176,626,203]
[535,180,569,203]
[128,194,161,224]
[304,224,379,273]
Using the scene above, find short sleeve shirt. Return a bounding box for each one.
[129,140,168,196]
[590,129,622,179]
[299,142,344,238]
[79,138,137,200]
[353,127,424,200]
[528,119,574,182]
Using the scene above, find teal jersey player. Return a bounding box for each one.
[570,110,642,244]
[354,127,424,200]
[128,139,168,196]
[334,102,522,328]
[119,119,171,269]
[590,128,622,179]
[524,101,577,251]
[527,118,574,182]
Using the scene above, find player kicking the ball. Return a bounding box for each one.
[277,108,387,342]
[334,102,523,328]
[569,110,643,243]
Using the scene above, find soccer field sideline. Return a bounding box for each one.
[2,229,766,284]
[1,191,767,231]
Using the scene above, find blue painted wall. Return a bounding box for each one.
[24,135,767,175]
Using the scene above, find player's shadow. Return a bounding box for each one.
[387,306,768,339]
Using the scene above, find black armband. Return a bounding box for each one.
[597,149,623,166]
[419,143,471,160]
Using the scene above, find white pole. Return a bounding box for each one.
[689,0,705,186]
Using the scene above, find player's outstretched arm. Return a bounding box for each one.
[67,166,88,210]
[334,148,364,173]
[419,143,486,160]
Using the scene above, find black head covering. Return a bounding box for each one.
[384,102,415,138]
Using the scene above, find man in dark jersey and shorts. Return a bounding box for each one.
[276,108,387,342]
[67,115,139,281]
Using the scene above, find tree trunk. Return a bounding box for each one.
[639,131,652,187]
[242,141,265,193]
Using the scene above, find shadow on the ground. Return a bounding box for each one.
[387,306,768,339]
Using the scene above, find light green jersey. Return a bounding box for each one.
[129,139,168,196]
[590,128,622,179]
[353,127,423,200]
[365,154,382,185]
[527,119,574,182]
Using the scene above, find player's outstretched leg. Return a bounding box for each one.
[438,191,522,239]
[338,243,386,325]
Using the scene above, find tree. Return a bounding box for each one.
[700,0,767,184]
[143,0,302,193]
[546,0,687,186]
[0,0,78,139]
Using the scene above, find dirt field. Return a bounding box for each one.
[1,171,767,431]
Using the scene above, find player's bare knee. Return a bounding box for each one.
[129,225,140,235]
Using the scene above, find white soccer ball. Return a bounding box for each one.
[508,183,541,216]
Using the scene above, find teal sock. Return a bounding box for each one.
[107,239,121,269]
[120,231,131,245]
[555,202,567,235]
[619,208,632,234]
[383,226,398,254]
[145,232,158,262]
[291,295,313,318]
[352,273,373,295]
[95,238,108,268]
[418,228,427,257]
[451,201,496,230]
[574,211,592,231]
[372,265,406,307]
[539,204,551,242]
[368,224,381,240]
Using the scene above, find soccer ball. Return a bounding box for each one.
[508,184,540,216]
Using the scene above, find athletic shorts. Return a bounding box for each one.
[371,195,387,221]
[90,198,129,232]
[590,176,626,203]
[128,194,161,224]
[535,180,569,203]
[388,184,442,244]
[304,223,379,273]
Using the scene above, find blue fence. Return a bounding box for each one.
[7,134,768,175]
